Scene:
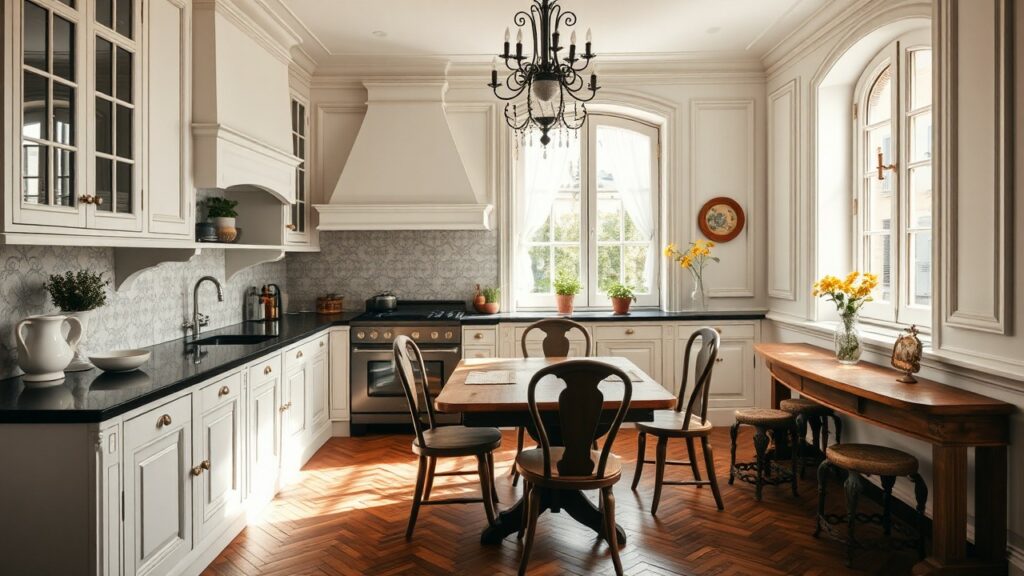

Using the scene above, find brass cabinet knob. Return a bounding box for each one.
[319,341,325,348]
[94,196,104,206]
[296,350,304,359]
[78,194,94,205]
[474,332,484,340]
[191,459,211,477]
[280,404,287,412]
[625,328,636,335]
[201,459,211,471]
[157,414,172,427]
[715,357,724,363]
[285,223,297,231]
[714,327,723,334]
[219,385,230,397]
[264,365,273,375]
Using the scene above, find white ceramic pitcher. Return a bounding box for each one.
[15,314,82,383]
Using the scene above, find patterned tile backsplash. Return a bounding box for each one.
[0,245,285,379]
[286,231,499,312]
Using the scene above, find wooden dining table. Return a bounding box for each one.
[435,356,676,546]
[757,343,1014,576]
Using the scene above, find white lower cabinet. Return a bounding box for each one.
[308,335,330,435]
[123,396,194,576]
[463,326,498,359]
[593,324,668,384]
[675,322,758,422]
[193,372,244,546]
[248,354,283,507]
[328,327,351,421]
[282,346,310,476]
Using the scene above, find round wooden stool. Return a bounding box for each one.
[780,397,843,477]
[728,408,799,501]
[814,443,928,567]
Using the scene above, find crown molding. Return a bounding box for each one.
[194,0,303,66]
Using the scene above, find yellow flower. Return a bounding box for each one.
[663,243,676,257]
[680,256,693,269]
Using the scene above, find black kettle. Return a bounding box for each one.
[368,291,398,312]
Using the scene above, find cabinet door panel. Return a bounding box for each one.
[675,332,755,410]
[124,396,192,576]
[328,329,350,421]
[248,375,281,505]
[309,343,329,433]
[194,372,242,545]
[595,339,662,383]
[282,364,308,474]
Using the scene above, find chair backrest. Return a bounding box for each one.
[393,335,437,446]
[674,327,721,429]
[526,359,632,480]
[521,318,592,358]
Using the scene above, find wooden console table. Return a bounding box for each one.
[756,343,1013,576]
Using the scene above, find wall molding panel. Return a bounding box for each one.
[689,99,757,298]
[767,79,800,301]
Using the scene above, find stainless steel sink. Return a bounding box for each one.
[189,334,276,346]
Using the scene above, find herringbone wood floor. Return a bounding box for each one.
[203,429,921,576]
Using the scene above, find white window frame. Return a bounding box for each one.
[853,31,932,328]
[513,113,661,311]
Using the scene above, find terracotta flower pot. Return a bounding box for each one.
[555,294,575,315]
[481,302,500,314]
[611,297,633,315]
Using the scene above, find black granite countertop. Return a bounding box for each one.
[0,311,358,424]
[460,309,768,325]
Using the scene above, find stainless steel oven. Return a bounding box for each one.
[349,301,466,431]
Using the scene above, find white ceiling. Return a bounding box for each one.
[279,0,828,62]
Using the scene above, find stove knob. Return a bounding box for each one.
[356,331,365,340]
[383,331,393,339]
[369,331,379,340]
[411,331,421,339]
[430,331,439,340]
[445,331,454,339]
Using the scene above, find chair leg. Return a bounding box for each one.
[477,454,497,526]
[880,475,896,536]
[511,427,525,486]
[809,415,823,454]
[651,436,669,515]
[631,431,647,491]
[789,426,799,497]
[910,473,929,559]
[831,414,843,444]
[814,460,829,537]
[602,487,623,576]
[701,436,724,510]
[796,414,809,478]
[517,480,530,540]
[422,456,437,502]
[728,422,740,485]
[685,437,703,485]
[486,451,499,505]
[844,471,864,568]
[752,426,769,501]
[406,455,428,540]
[518,484,541,576]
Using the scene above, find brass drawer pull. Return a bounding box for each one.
[157,414,172,427]
[219,385,230,397]
[264,365,273,375]
[474,332,484,340]
[296,350,304,359]
[625,328,635,335]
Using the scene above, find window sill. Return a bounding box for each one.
[765,312,1024,391]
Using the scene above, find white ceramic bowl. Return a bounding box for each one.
[89,350,151,373]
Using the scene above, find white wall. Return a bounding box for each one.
[764,0,1024,570]
[308,60,768,313]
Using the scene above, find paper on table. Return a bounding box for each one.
[604,370,645,383]
[465,370,516,385]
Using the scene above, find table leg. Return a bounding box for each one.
[771,376,791,409]
[480,487,626,547]
[914,445,967,575]
[973,446,1007,564]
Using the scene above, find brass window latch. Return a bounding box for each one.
[876,147,897,180]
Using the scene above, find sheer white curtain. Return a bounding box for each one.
[599,126,655,291]
[516,139,575,294]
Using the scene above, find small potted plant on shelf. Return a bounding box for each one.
[553,272,582,315]
[43,270,110,371]
[480,287,500,314]
[204,197,239,243]
[606,282,636,315]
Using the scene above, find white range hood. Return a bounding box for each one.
[316,81,493,230]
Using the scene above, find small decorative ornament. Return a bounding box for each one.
[891,325,923,383]
[698,197,745,243]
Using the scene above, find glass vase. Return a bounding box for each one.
[834,313,862,365]
[690,273,708,312]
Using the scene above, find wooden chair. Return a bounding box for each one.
[511,318,592,487]
[393,335,502,540]
[515,359,632,576]
[631,327,724,513]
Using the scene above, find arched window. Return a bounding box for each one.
[854,33,932,326]
[514,114,660,309]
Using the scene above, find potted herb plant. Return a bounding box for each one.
[480,287,500,314]
[43,270,109,371]
[606,282,636,315]
[553,273,582,315]
[204,197,239,243]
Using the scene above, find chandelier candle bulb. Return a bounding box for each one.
[569,30,577,61]
[504,28,511,57]
[586,27,593,55]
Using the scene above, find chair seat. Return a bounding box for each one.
[636,410,714,437]
[826,443,918,477]
[780,397,834,417]
[734,408,795,427]
[412,426,502,457]
[515,447,621,489]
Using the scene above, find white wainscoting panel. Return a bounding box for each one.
[767,79,799,301]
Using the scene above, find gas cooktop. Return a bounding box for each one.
[352,300,467,324]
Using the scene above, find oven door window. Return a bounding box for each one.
[367,359,444,397]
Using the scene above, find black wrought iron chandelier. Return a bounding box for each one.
[488,0,599,148]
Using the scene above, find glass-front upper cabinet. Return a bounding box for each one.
[12,0,142,232]
[285,95,310,245]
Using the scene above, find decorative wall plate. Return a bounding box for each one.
[698,197,745,242]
